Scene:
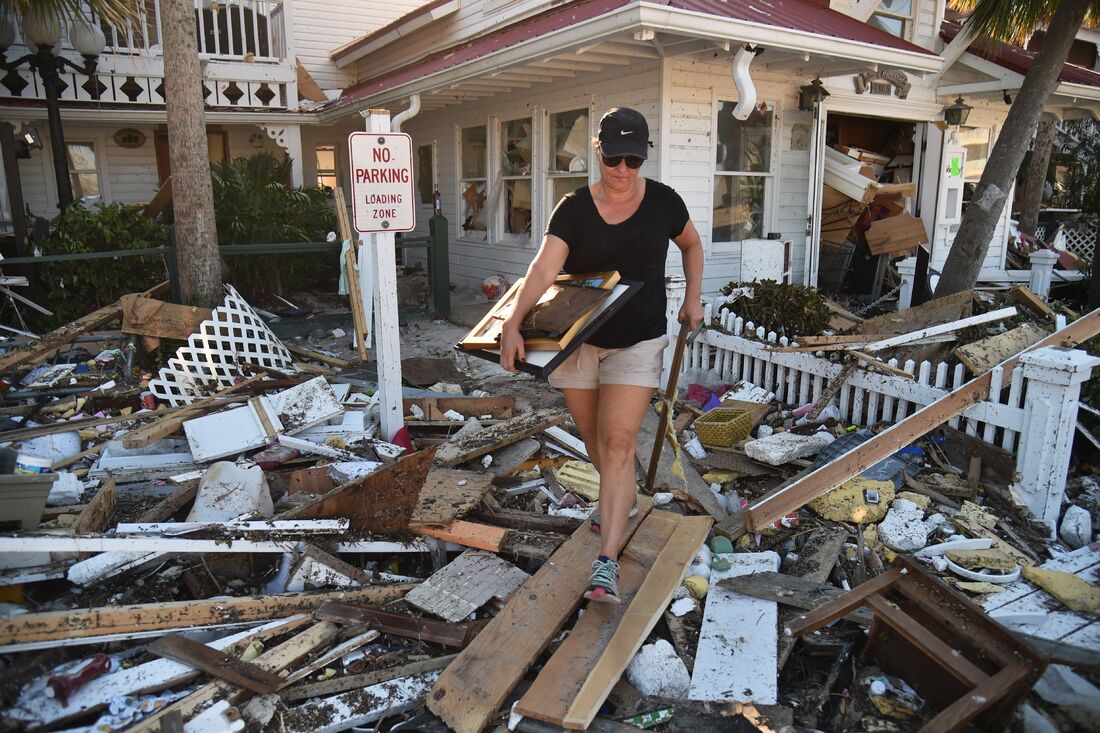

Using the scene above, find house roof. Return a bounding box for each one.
[942,20,1100,89]
[335,0,936,109]
[331,0,458,66]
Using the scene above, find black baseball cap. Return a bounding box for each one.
[597,107,651,159]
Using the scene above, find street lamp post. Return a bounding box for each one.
[0,13,105,212]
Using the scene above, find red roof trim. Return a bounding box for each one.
[336,0,937,108]
[942,20,1100,89]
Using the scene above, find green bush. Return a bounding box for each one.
[210,154,338,300]
[33,201,168,327]
[718,279,832,337]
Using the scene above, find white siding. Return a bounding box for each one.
[293,0,430,90]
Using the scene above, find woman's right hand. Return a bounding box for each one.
[499,322,526,372]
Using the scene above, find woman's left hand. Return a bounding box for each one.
[679,300,704,329]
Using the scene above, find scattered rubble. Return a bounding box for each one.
[0,282,1097,733]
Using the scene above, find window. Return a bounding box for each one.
[547,108,589,206]
[315,145,336,191]
[869,0,912,39]
[67,142,100,200]
[960,127,991,182]
[460,125,488,237]
[501,117,532,238]
[713,102,773,242]
[416,144,435,205]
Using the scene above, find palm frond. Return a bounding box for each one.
[5,1,143,32]
[950,0,1100,41]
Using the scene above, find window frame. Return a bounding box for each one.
[710,97,779,255]
[314,144,337,191]
[457,122,489,242]
[869,0,914,41]
[544,104,592,231]
[65,140,105,202]
[497,115,534,245]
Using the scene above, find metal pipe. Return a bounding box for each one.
[730,45,758,121]
[390,94,421,131]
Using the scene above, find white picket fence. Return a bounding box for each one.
[673,300,1100,533]
[686,303,1028,451]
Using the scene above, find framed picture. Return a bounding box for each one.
[457,279,642,379]
[460,271,620,351]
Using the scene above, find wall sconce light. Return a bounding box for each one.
[798,78,830,111]
[1003,90,1013,105]
[15,124,42,157]
[943,96,972,126]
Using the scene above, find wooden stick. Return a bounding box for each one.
[646,321,691,493]
[846,350,916,380]
[336,186,369,363]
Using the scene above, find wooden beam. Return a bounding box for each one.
[120,295,211,340]
[137,480,199,522]
[724,309,1100,536]
[315,601,480,648]
[0,282,168,373]
[0,586,414,647]
[433,409,569,468]
[428,498,654,733]
[281,654,457,703]
[148,634,286,693]
[70,479,115,535]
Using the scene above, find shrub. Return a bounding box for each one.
[33,201,168,327]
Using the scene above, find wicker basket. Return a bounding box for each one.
[694,408,753,447]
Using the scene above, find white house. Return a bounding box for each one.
[3,0,1100,303]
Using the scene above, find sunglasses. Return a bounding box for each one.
[600,154,644,169]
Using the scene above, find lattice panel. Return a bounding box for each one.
[1063,225,1096,262]
[149,285,296,406]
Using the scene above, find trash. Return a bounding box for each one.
[683,576,708,599]
[187,462,273,522]
[744,430,834,466]
[626,639,690,698]
[669,598,695,617]
[1022,566,1100,614]
[877,498,931,552]
[863,672,924,719]
[621,707,676,729]
[809,478,895,523]
[1060,504,1092,549]
[45,471,84,506]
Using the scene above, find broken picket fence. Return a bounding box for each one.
[683,304,1098,531]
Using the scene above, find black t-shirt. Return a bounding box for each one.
[546,179,689,349]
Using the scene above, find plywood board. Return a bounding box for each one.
[405,549,530,622]
[865,213,928,256]
[427,498,654,733]
[956,323,1047,375]
[514,510,680,726]
[121,295,212,340]
[689,551,781,704]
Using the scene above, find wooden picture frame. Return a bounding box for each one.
[460,271,621,352]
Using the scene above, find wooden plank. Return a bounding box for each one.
[0,586,414,646]
[70,478,115,535]
[468,508,583,534]
[717,572,874,626]
[514,510,681,726]
[120,295,212,340]
[562,515,712,728]
[856,290,972,336]
[635,407,728,521]
[405,549,529,622]
[0,282,168,373]
[148,634,285,693]
[689,551,781,704]
[409,467,493,527]
[137,481,199,522]
[286,343,355,368]
[433,409,569,468]
[277,628,381,689]
[282,671,440,733]
[865,213,929,256]
[279,447,435,533]
[427,497,654,733]
[335,186,369,362]
[955,323,1047,375]
[862,307,1017,353]
[314,601,476,648]
[281,654,457,702]
[1008,285,1055,319]
[730,309,1100,535]
[416,519,507,552]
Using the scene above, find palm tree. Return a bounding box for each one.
[5,1,140,29]
[934,0,1100,297]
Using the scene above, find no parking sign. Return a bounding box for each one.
[348,132,415,233]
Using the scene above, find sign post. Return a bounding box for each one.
[350,112,414,441]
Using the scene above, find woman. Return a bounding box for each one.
[499,107,704,604]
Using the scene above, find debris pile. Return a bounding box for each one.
[0,282,1098,733]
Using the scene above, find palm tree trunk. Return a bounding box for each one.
[934,0,1091,297]
[162,0,221,307]
[1018,113,1058,237]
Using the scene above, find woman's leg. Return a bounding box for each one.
[561,388,602,471]
[594,383,655,560]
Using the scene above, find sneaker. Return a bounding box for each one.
[590,496,639,534]
[584,557,621,604]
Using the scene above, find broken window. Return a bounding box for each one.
[501,118,533,238]
[869,0,912,39]
[315,145,337,191]
[713,103,773,242]
[461,125,488,237]
[66,142,100,200]
[547,108,589,206]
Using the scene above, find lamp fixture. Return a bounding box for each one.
[798,77,830,112]
[942,96,972,126]
[1003,90,1013,105]
[16,124,42,157]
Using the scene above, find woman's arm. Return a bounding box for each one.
[673,220,704,327]
[498,234,570,371]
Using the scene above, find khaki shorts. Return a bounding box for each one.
[548,335,670,390]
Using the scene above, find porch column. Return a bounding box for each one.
[1028,249,1059,298]
[1013,346,1100,536]
[261,124,305,187]
[896,256,917,310]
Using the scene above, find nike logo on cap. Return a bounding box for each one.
[620,130,633,135]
